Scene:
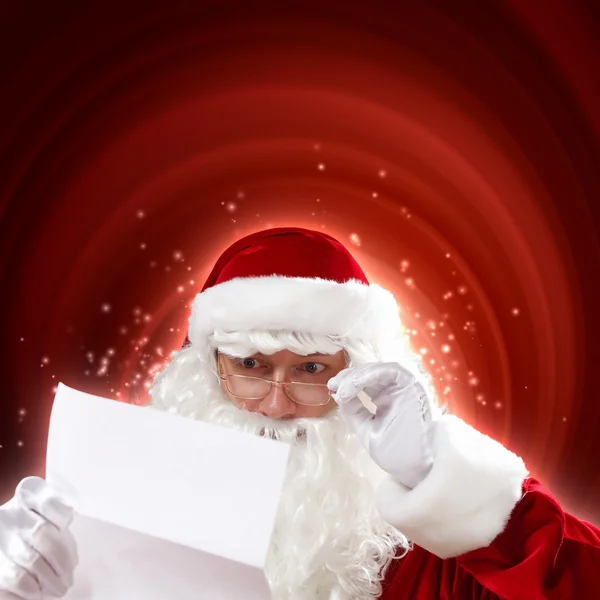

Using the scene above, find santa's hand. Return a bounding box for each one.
[0,477,78,599]
[328,362,435,489]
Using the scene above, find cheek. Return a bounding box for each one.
[220,382,249,411]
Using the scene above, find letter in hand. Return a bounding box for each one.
[0,477,78,600]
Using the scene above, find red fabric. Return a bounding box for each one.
[201,227,369,290]
[380,478,600,599]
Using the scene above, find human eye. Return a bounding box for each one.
[233,357,263,370]
[301,361,326,374]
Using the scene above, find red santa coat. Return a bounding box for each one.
[380,478,600,598]
[371,416,600,599]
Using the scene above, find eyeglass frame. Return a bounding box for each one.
[214,351,334,407]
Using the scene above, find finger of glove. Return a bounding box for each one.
[370,380,427,433]
[0,496,39,535]
[327,367,354,393]
[7,531,70,599]
[15,478,73,531]
[331,368,365,403]
[329,363,388,401]
[370,393,435,488]
[352,363,415,411]
[27,520,77,583]
[0,547,42,600]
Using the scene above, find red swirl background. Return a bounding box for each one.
[1,0,599,522]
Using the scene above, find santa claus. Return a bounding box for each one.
[1,227,599,599]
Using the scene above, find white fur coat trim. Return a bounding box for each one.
[188,276,402,346]
[375,414,528,559]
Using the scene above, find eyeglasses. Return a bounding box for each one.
[217,372,333,407]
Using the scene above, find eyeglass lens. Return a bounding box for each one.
[225,375,330,406]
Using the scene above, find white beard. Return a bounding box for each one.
[150,348,408,600]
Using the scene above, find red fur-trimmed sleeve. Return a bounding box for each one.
[380,478,600,599]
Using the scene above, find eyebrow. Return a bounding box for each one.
[253,352,329,358]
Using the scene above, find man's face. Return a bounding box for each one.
[217,349,348,419]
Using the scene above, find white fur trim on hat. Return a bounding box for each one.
[375,414,528,559]
[188,276,402,347]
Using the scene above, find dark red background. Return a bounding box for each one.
[1,0,599,523]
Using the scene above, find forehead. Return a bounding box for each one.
[252,350,337,360]
[219,348,346,363]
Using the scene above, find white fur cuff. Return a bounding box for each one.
[375,414,528,559]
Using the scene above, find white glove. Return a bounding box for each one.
[0,477,77,600]
[328,362,435,489]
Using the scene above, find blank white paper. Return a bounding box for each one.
[45,383,290,600]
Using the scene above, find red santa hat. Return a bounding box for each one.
[186,227,402,350]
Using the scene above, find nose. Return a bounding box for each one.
[257,381,297,420]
